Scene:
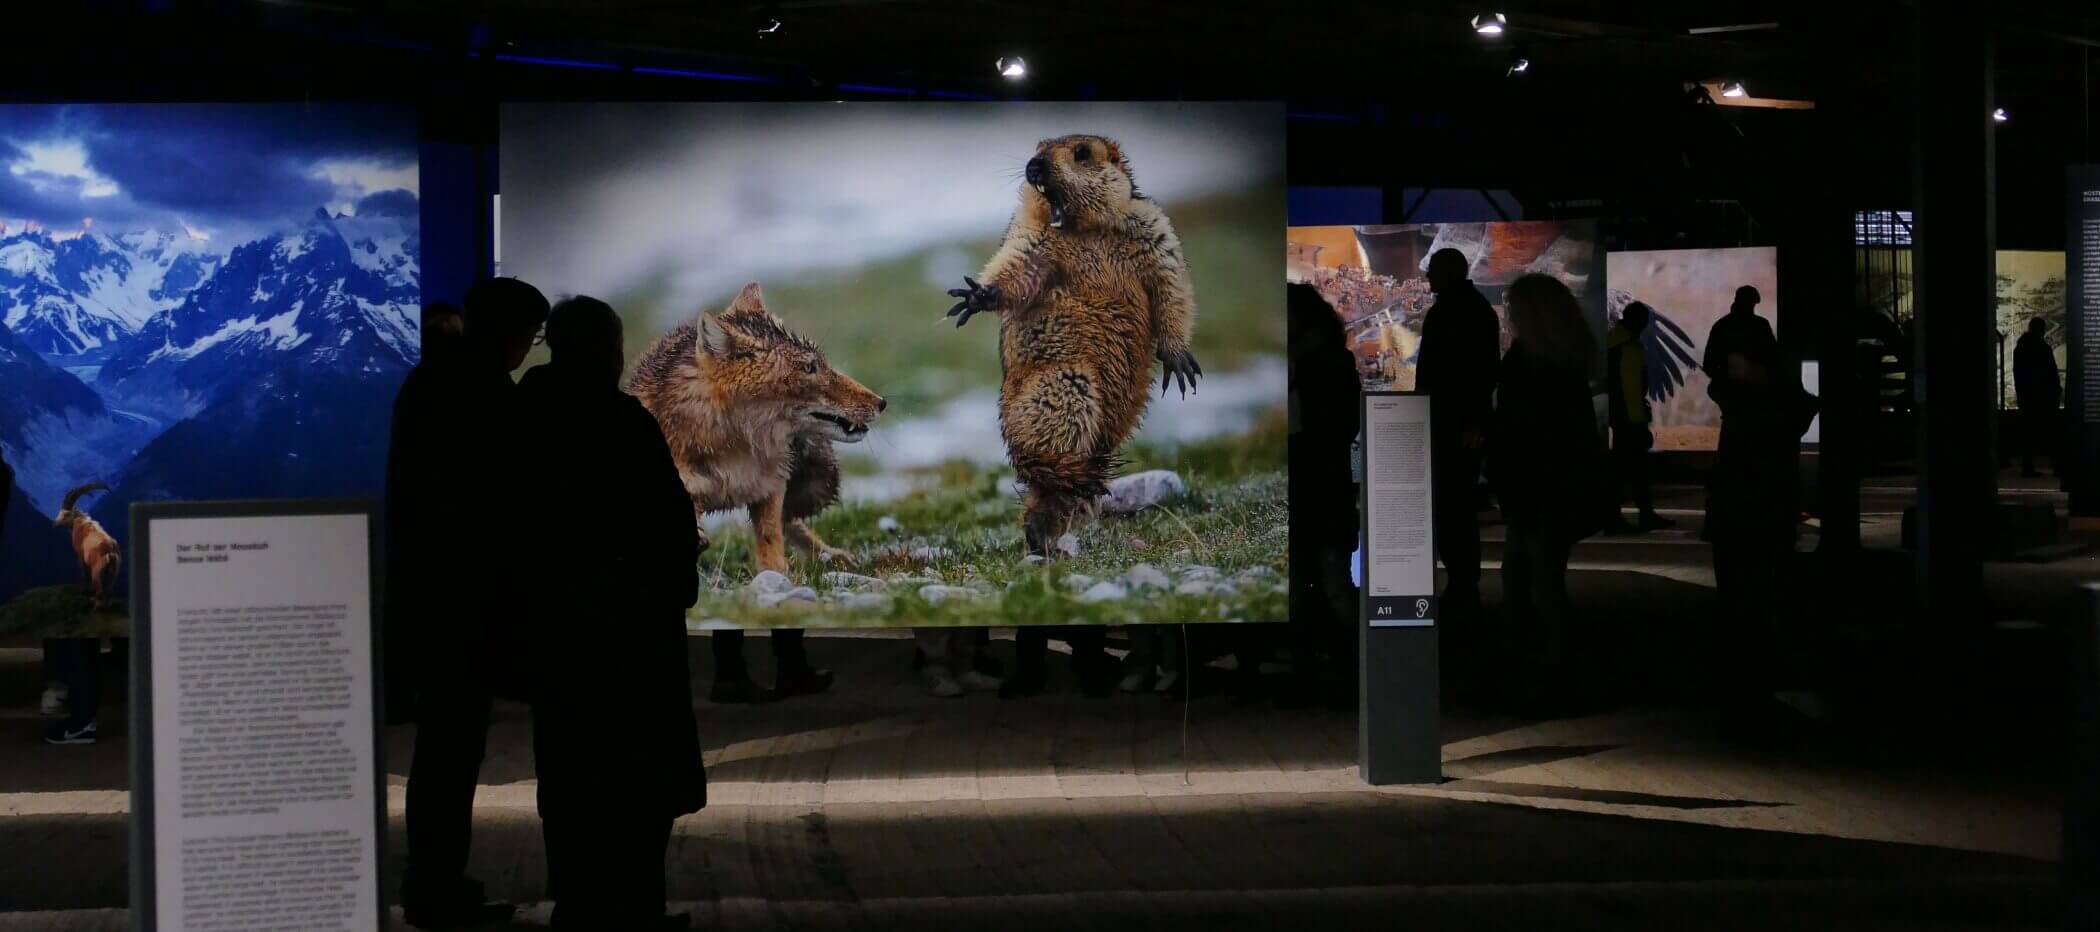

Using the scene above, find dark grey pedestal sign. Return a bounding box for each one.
[131,500,387,931]
[1359,392,1440,785]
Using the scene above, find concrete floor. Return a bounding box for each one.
[0,482,2086,931]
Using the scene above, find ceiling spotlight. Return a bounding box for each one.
[756,17,782,37]
[1720,80,1748,98]
[1507,57,1530,76]
[997,56,1027,79]
[1472,12,1507,35]
[1992,107,2008,123]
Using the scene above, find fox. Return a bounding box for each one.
[54,482,120,609]
[946,133,1200,555]
[627,282,887,577]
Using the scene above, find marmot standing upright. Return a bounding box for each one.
[948,134,1201,556]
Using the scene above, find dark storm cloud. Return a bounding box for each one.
[0,103,416,234]
[354,188,419,219]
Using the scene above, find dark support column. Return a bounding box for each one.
[1910,10,1998,618]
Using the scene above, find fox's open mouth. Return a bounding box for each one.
[810,410,870,442]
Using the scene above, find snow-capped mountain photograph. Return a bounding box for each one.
[0,103,419,604]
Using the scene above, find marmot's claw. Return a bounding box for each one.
[1160,349,1202,399]
[944,277,1001,328]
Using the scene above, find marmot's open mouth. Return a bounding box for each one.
[1034,183,1069,229]
[810,411,869,440]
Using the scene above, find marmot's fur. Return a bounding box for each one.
[948,134,1200,555]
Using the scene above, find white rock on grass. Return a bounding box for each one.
[1021,553,1050,566]
[748,570,794,594]
[1100,470,1186,515]
[1124,563,1171,590]
[1176,565,1221,583]
[1078,581,1129,603]
[1234,566,1278,584]
[840,592,890,611]
[920,585,980,605]
[1056,533,1082,557]
[756,586,818,609]
[1175,579,1216,596]
[1171,549,1193,562]
[887,573,941,587]
[1062,574,1099,591]
[877,515,903,534]
[821,571,885,591]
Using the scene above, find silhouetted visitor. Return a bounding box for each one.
[421,301,465,364]
[1418,248,1501,617]
[388,276,549,929]
[1288,282,1362,695]
[710,611,834,702]
[1487,274,1606,648]
[1605,302,1672,533]
[520,296,706,930]
[1704,285,1814,681]
[2013,317,2060,478]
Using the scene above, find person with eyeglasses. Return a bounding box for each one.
[386,277,550,929]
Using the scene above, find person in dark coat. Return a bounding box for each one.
[387,277,549,929]
[1604,302,1672,533]
[1287,282,1364,694]
[1416,248,1502,615]
[2013,317,2061,477]
[1704,284,1814,680]
[1486,274,1606,647]
[520,296,706,930]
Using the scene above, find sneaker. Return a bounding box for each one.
[922,669,964,698]
[45,721,96,745]
[39,688,66,717]
[1152,670,1182,695]
[774,667,834,698]
[1118,671,1151,693]
[709,678,778,704]
[958,670,1004,692]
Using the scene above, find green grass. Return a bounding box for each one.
[688,417,1288,629]
[0,585,130,644]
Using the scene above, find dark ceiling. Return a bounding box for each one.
[11,1,2099,246]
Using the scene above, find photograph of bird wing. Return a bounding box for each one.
[1608,288,1698,404]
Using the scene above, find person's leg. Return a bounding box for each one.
[708,630,777,703]
[916,628,962,697]
[770,629,832,697]
[404,684,497,916]
[1001,627,1049,697]
[45,640,100,742]
[1433,447,1484,597]
[1502,517,1538,631]
[711,630,749,683]
[1064,626,1113,697]
[1121,627,1159,692]
[1627,425,1666,525]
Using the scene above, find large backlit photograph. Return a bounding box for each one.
[0,103,421,620]
[499,102,1287,628]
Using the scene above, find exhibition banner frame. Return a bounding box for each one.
[130,499,388,932]
[2069,165,2100,517]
